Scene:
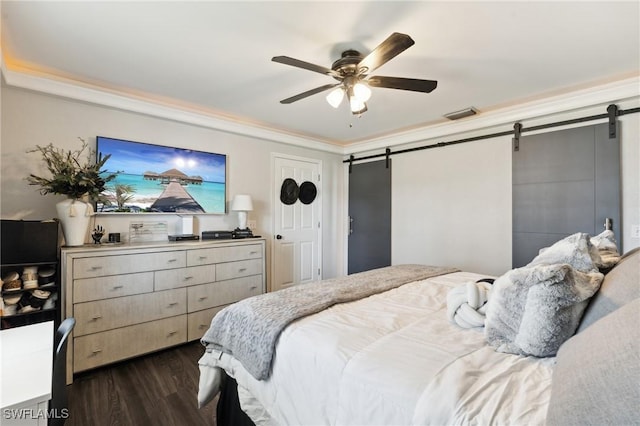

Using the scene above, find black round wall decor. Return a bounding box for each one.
[280,178,299,205]
[298,181,317,204]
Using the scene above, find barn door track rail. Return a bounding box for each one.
[344,104,640,169]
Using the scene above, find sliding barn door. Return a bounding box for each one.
[512,123,620,267]
[348,160,391,274]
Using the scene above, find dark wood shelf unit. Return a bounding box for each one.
[1,219,61,330]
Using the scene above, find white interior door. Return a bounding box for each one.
[272,154,322,291]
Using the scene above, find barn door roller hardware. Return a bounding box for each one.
[512,122,523,152]
[607,104,618,139]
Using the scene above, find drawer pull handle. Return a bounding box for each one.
[168,302,179,307]
[91,349,103,354]
[249,251,258,255]
[91,315,102,321]
[199,324,208,329]
[198,296,208,301]
[90,266,103,271]
[168,259,178,263]
[198,256,208,260]
[249,286,257,290]
[183,276,193,281]
[112,285,123,290]
[238,268,247,272]
[167,330,178,336]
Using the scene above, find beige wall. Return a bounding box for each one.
[389,103,640,276]
[392,135,512,276]
[3,83,639,280]
[0,85,346,282]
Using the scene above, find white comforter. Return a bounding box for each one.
[199,271,555,425]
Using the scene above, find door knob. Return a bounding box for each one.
[276,234,283,240]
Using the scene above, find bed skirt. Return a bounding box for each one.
[217,372,255,426]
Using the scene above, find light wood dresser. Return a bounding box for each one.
[61,238,265,384]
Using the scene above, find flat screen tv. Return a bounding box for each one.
[95,136,226,214]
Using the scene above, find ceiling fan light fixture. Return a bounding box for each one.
[353,82,372,102]
[347,83,367,115]
[350,97,367,115]
[326,87,345,108]
[273,33,437,117]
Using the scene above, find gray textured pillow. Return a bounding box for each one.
[484,264,603,357]
[546,299,640,426]
[578,247,640,333]
[590,229,621,270]
[529,232,600,273]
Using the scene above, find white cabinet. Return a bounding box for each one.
[62,239,265,384]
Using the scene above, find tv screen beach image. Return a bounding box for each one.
[96,137,226,214]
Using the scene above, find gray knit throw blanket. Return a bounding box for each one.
[201,264,458,380]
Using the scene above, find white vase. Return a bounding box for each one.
[56,198,93,246]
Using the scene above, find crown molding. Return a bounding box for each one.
[1,64,344,155]
[2,61,638,157]
[345,75,640,155]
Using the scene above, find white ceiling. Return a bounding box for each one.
[2,1,639,149]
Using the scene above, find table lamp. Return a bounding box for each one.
[231,194,253,230]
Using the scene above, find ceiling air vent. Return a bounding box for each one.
[444,107,478,120]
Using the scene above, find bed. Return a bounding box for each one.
[198,233,639,425]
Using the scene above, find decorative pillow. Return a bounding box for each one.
[577,247,639,333]
[484,263,603,357]
[546,299,640,426]
[590,229,621,271]
[528,232,599,273]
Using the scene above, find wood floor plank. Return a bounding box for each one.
[66,341,216,426]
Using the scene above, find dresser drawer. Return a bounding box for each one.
[154,264,216,291]
[187,306,225,341]
[73,251,186,279]
[74,288,186,336]
[216,258,263,281]
[187,275,263,312]
[73,272,154,303]
[187,244,262,266]
[74,315,187,372]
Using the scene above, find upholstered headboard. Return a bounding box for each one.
[546,247,640,426]
[577,246,640,332]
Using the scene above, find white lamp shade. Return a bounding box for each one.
[231,194,253,211]
[350,97,367,114]
[326,87,345,108]
[353,82,372,102]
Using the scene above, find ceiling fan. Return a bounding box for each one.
[272,32,437,115]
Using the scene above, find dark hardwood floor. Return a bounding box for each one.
[66,341,217,426]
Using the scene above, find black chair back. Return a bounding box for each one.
[50,318,75,426]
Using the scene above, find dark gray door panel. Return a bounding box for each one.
[348,160,391,274]
[513,123,620,268]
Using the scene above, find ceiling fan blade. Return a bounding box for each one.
[279,83,341,104]
[272,56,341,78]
[367,76,438,93]
[357,33,415,74]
